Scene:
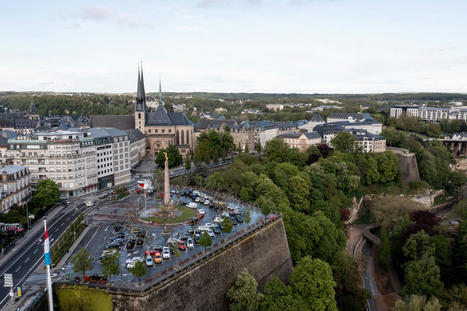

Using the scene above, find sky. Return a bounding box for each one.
[1,0,467,94]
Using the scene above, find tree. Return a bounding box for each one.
[223,217,233,233]
[199,231,212,252]
[264,139,290,163]
[287,175,310,213]
[226,268,263,311]
[332,252,369,311]
[244,144,249,153]
[403,230,435,261]
[130,260,146,285]
[403,254,443,296]
[185,153,191,171]
[255,143,262,153]
[290,256,338,311]
[393,295,442,311]
[379,228,390,269]
[71,248,93,277]
[155,145,183,168]
[101,251,120,281]
[261,277,303,311]
[331,132,356,153]
[31,179,60,209]
[244,208,251,224]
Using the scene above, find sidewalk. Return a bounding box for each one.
[53,226,91,270]
[0,203,67,269]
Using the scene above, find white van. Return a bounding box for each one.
[186,202,197,209]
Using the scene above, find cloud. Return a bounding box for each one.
[177,25,204,32]
[197,0,261,8]
[77,5,115,21]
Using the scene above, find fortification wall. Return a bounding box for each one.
[111,218,293,311]
[388,148,421,182]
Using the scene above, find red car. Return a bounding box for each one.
[197,213,205,219]
[178,240,186,251]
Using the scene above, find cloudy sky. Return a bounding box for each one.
[1,0,467,93]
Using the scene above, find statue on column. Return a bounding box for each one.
[163,152,172,206]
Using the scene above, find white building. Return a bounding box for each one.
[129,129,147,168]
[326,113,382,135]
[277,132,321,152]
[6,130,97,198]
[0,165,31,213]
[389,105,467,122]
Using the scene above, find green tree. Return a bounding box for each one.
[425,123,442,138]
[393,295,442,311]
[403,230,435,261]
[379,227,391,269]
[199,231,212,252]
[130,261,146,285]
[101,251,120,281]
[31,179,60,209]
[290,256,338,311]
[403,254,443,296]
[155,145,183,168]
[244,208,251,224]
[287,175,310,213]
[71,248,93,277]
[185,153,191,171]
[331,132,356,153]
[255,143,262,153]
[264,139,290,163]
[226,268,263,311]
[244,144,249,153]
[332,252,369,311]
[239,187,250,202]
[223,217,233,233]
[260,277,303,311]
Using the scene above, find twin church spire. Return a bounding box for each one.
[135,62,163,112]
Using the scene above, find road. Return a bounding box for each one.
[0,197,103,310]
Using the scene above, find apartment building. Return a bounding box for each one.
[88,128,131,189]
[129,129,147,168]
[277,132,322,152]
[389,105,467,122]
[6,130,98,198]
[0,165,31,213]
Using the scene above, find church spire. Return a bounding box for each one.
[135,63,146,112]
[158,79,163,105]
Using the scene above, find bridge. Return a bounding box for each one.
[442,139,467,157]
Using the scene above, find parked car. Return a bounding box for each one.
[126,239,135,249]
[213,226,221,234]
[197,213,205,219]
[126,257,143,269]
[187,238,194,249]
[111,238,124,246]
[145,256,154,267]
[206,228,215,238]
[195,197,201,202]
[162,247,171,259]
[218,222,224,231]
[114,232,124,239]
[221,212,230,218]
[106,242,121,250]
[137,230,145,238]
[179,240,186,251]
[153,251,163,264]
[195,234,201,244]
[204,200,210,205]
[197,209,205,215]
[186,202,197,209]
[230,217,238,225]
[114,226,123,232]
[136,238,144,246]
[86,201,95,207]
[236,214,244,223]
[205,223,214,229]
[214,216,223,224]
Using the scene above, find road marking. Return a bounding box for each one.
[24,257,30,263]
[105,226,109,232]
[33,249,38,254]
[61,223,64,226]
[14,266,21,273]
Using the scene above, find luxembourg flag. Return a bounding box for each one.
[44,221,52,266]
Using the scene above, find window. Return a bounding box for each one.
[138,113,141,119]
[162,129,165,133]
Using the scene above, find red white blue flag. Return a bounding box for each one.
[44,223,51,266]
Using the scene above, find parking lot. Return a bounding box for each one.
[64,189,263,284]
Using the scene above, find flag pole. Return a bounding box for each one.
[44,218,54,311]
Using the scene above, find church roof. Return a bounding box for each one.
[147,104,173,126]
[90,115,135,130]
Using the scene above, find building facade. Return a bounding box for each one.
[6,130,98,198]
[389,105,467,122]
[129,129,147,168]
[277,132,322,152]
[0,165,31,213]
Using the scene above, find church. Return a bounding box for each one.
[134,66,194,156]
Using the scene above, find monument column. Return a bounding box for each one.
[163,152,170,205]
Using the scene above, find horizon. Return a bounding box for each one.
[1,0,467,94]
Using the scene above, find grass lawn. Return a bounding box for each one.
[144,206,196,224]
[56,285,112,311]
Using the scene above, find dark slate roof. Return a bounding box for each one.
[311,113,324,123]
[128,129,146,143]
[146,105,172,126]
[90,115,135,130]
[304,131,321,139]
[327,112,365,121]
[196,119,237,131]
[168,112,193,126]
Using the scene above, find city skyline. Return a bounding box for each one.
[1,0,467,94]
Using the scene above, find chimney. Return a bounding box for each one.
[2,171,7,182]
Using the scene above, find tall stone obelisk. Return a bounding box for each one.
[163,152,171,205]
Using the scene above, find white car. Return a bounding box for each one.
[145,256,154,267]
[198,225,207,232]
[197,209,205,215]
[214,217,223,224]
[206,228,215,237]
[126,257,143,269]
[187,238,194,249]
[204,200,210,205]
[86,201,94,207]
[162,247,171,259]
[195,197,201,202]
[186,202,197,209]
[221,211,230,218]
[205,223,214,229]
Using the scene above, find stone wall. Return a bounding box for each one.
[112,218,293,311]
[388,148,421,182]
